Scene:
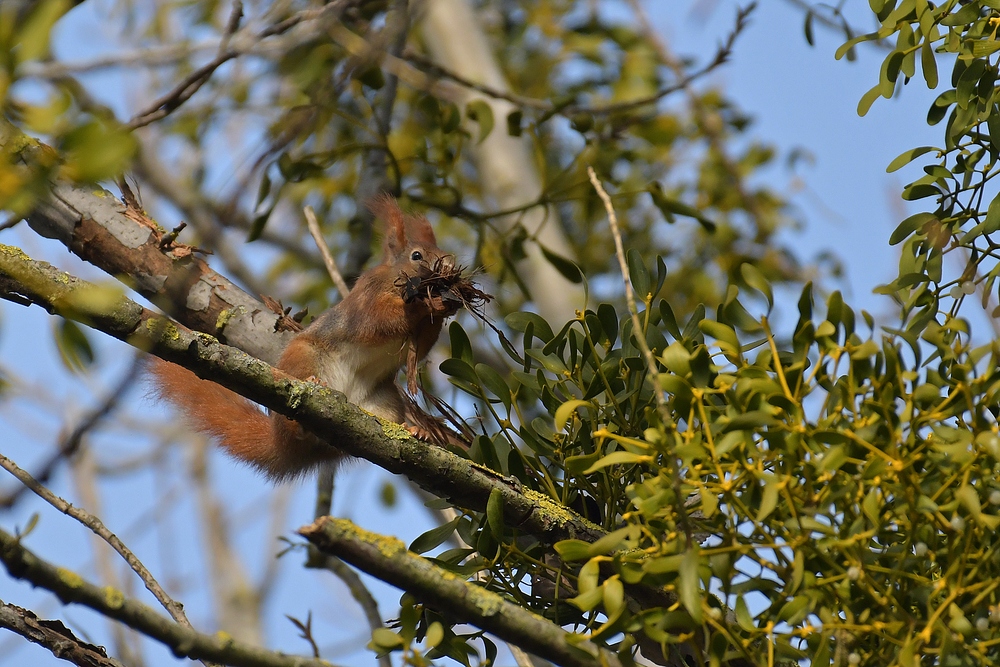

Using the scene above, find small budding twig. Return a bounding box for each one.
[0,453,195,634]
[304,206,350,299]
[587,166,695,545]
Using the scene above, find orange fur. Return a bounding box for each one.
[150,196,458,481]
[149,358,337,480]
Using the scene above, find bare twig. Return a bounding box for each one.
[0,599,127,667]
[0,529,336,667]
[0,452,194,632]
[128,1,350,129]
[345,0,411,277]
[219,0,244,55]
[304,206,350,299]
[398,3,757,117]
[71,449,148,666]
[587,166,693,545]
[306,467,391,667]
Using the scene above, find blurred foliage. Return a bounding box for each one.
[0,0,813,318]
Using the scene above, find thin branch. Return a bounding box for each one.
[219,0,244,55]
[0,243,607,549]
[0,599,127,667]
[305,466,391,667]
[300,517,623,667]
[0,243,678,616]
[0,452,194,632]
[587,166,693,545]
[345,0,411,277]
[128,0,350,129]
[71,449,149,667]
[304,206,350,298]
[308,553,390,666]
[397,2,756,117]
[0,528,337,667]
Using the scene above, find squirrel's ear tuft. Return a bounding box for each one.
[369,193,407,256]
[403,212,438,249]
[370,194,437,255]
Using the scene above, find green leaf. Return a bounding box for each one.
[54,319,94,373]
[425,621,444,649]
[647,184,717,231]
[506,110,523,137]
[735,596,755,631]
[539,244,583,283]
[940,2,983,26]
[588,526,634,557]
[984,192,1000,233]
[409,516,461,554]
[921,41,938,88]
[248,204,275,242]
[555,399,593,431]
[506,311,554,342]
[886,146,937,173]
[836,33,871,61]
[568,587,603,612]
[553,539,592,561]
[661,341,692,376]
[476,363,512,410]
[14,0,71,65]
[62,119,138,183]
[756,478,779,521]
[486,488,504,538]
[857,83,882,117]
[862,488,881,526]
[900,183,940,201]
[439,358,480,386]
[956,485,981,520]
[740,263,773,310]
[465,99,494,143]
[602,576,625,617]
[583,451,653,474]
[627,248,651,299]
[890,212,936,245]
[370,628,404,650]
[449,322,474,364]
[698,319,740,359]
[678,546,702,623]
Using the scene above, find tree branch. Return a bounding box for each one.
[0,599,127,667]
[0,529,336,667]
[0,452,194,632]
[300,517,622,667]
[0,243,608,551]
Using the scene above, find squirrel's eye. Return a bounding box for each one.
[411,251,423,261]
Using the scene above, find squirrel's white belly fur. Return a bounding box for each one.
[314,339,407,421]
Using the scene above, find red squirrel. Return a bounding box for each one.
[150,195,461,480]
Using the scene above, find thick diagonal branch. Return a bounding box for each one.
[0,244,608,552]
[300,517,621,667]
[0,599,127,667]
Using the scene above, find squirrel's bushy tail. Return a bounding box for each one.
[148,358,331,480]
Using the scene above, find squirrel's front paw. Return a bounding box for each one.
[304,375,329,387]
[405,423,433,441]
